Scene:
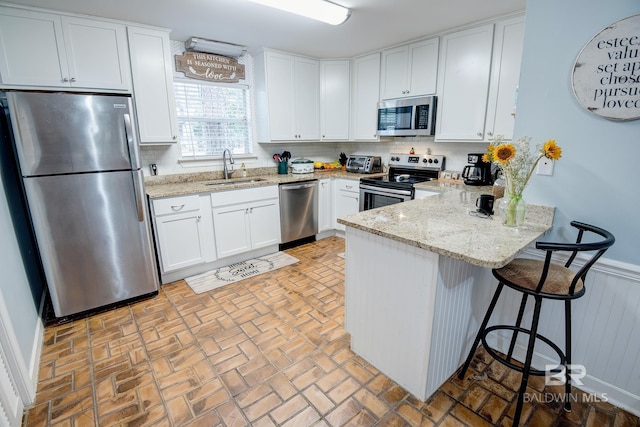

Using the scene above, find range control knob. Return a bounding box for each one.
[433,159,439,164]
[428,158,433,163]
[422,158,428,163]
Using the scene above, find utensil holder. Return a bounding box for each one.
[278,161,288,174]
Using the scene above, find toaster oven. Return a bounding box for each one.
[345,155,382,174]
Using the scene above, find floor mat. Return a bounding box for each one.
[185,252,299,294]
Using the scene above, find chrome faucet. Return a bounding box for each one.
[223,148,235,179]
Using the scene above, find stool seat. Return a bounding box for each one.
[495,258,584,296]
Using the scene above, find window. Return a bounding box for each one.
[174,79,252,158]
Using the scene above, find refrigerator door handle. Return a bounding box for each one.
[132,170,145,222]
[124,113,140,169]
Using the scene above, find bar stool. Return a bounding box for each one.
[458,221,615,426]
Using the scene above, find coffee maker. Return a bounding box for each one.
[462,153,493,186]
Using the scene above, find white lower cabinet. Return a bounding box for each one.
[318,179,332,232]
[333,179,359,231]
[211,186,280,259]
[152,194,215,273]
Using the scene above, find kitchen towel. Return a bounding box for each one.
[185,252,299,294]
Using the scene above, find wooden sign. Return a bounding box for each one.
[175,52,246,83]
[572,14,640,121]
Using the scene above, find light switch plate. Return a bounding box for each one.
[536,158,554,176]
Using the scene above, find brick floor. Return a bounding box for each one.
[22,237,639,426]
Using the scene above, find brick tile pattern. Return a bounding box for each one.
[23,237,639,426]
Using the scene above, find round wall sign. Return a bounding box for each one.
[572,14,640,121]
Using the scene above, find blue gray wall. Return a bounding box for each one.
[515,0,640,265]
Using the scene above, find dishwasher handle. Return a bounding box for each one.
[280,182,317,190]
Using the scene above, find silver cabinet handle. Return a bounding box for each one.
[62,78,69,82]
[197,215,201,220]
[477,132,483,137]
[487,131,493,137]
[171,204,185,211]
[172,135,177,140]
[70,77,76,83]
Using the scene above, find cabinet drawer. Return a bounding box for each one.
[211,185,278,207]
[335,179,359,193]
[153,195,200,216]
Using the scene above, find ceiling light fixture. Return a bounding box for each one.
[248,0,351,26]
[185,37,247,57]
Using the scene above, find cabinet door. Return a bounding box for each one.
[320,60,350,140]
[248,200,281,249]
[485,17,525,141]
[436,25,494,141]
[0,7,69,87]
[213,205,251,258]
[155,211,207,272]
[352,53,380,141]
[128,26,179,144]
[318,179,333,232]
[294,56,320,140]
[265,52,296,140]
[408,38,439,97]
[334,191,359,231]
[334,180,359,231]
[380,46,409,100]
[61,16,130,90]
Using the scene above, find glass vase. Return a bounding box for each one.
[499,193,526,227]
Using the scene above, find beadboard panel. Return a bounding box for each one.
[425,256,494,397]
[483,250,640,416]
[345,227,440,399]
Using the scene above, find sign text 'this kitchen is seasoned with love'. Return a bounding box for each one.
[175,52,246,83]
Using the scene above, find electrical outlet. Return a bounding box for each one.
[536,158,554,176]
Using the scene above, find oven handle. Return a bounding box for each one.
[359,183,414,197]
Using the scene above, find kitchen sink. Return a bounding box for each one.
[204,178,268,187]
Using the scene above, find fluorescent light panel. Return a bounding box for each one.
[185,37,246,57]
[249,0,351,25]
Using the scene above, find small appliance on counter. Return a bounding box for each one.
[462,153,494,186]
[291,158,314,174]
[345,155,382,173]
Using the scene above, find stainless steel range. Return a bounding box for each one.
[359,153,445,211]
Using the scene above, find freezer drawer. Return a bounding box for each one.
[23,170,158,316]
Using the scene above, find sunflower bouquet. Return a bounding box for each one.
[483,135,562,226]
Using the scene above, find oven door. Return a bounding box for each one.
[359,183,414,211]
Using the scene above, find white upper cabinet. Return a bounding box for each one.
[435,24,494,141]
[127,26,179,144]
[484,16,525,141]
[380,38,439,100]
[320,60,350,140]
[294,56,321,140]
[0,6,130,91]
[255,50,320,141]
[351,53,381,141]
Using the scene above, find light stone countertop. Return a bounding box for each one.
[144,168,384,199]
[338,180,555,269]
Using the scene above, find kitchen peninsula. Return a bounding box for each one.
[337,182,554,402]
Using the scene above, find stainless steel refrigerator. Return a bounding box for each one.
[1,91,159,317]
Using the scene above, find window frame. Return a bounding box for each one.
[173,77,253,160]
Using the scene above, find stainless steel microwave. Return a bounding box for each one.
[377,95,437,137]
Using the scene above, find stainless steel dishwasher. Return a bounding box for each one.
[279,180,318,245]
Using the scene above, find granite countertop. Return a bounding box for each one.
[338,181,555,269]
[145,168,385,199]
